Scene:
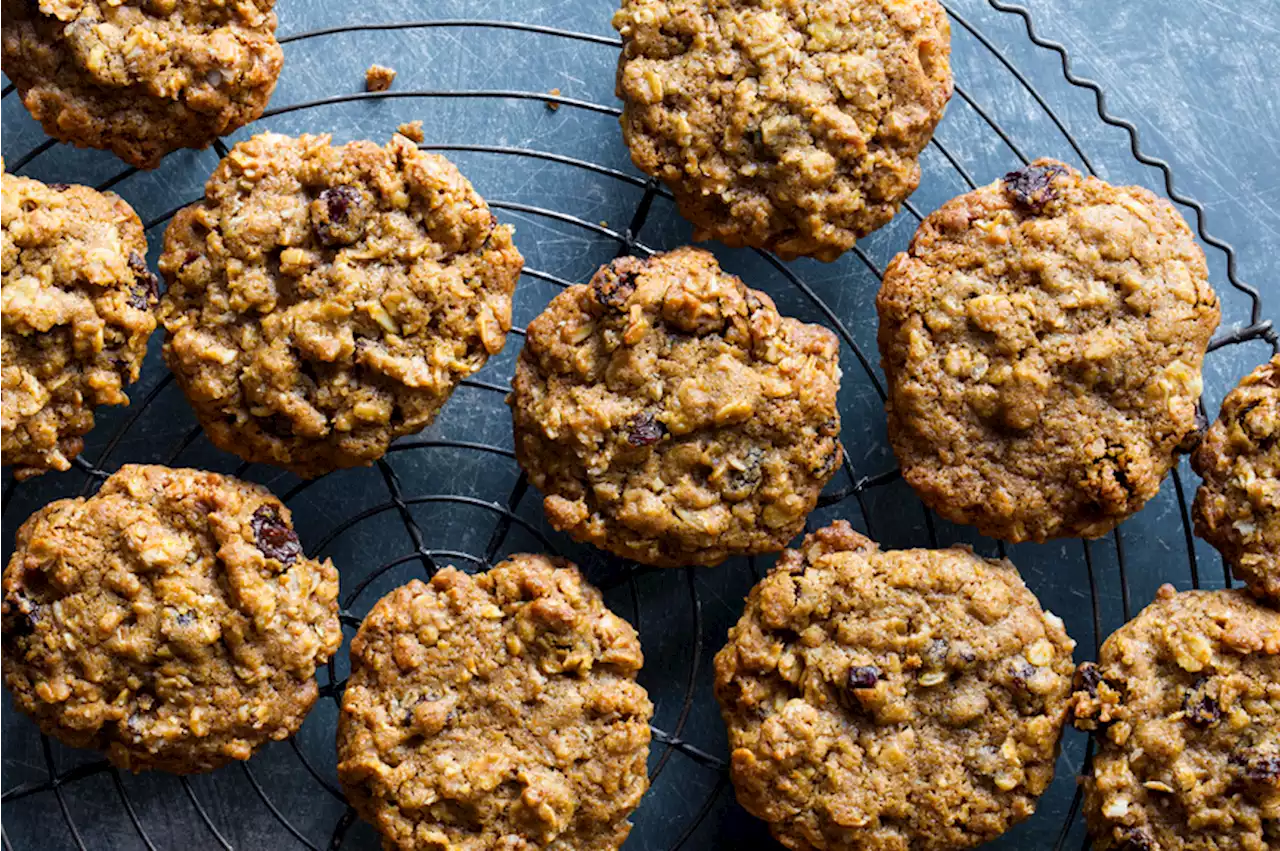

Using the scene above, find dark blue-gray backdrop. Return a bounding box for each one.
[3,1,1277,849]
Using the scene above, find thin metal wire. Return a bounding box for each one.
[2,1,1274,848]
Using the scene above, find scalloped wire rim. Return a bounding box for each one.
[1,1,1273,848]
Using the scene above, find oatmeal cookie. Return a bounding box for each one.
[1072,586,1279,851]
[337,555,652,851]
[158,132,523,478]
[509,247,842,568]
[2,167,158,480]
[1,0,283,169]
[714,521,1076,850]
[1,465,342,773]
[1193,356,1280,602]
[878,159,1220,542]
[613,0,952,261]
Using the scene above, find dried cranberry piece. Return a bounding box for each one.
[1003,163,1069,211]
[126,251,159,310]
[313,185,364,246]
[2,593,41,638]
[626,411,666,447]
[1077,662,1104,696]
[1118,826,1155,851]
[1232,751,1280,784]
[848,665,880,689]
[1182,679,1221,728]
[250,505,302,565]
[591,259,642,311]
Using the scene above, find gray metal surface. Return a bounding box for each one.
[3,1,1277,849]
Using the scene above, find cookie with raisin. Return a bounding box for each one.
[509,247,842,567]
[2,166,158,480]
[158,131,523,478]
[714,520,1076,850]
[1193,355,1280,602]
[2,0,283,168]
[1072,586,1279,851]
[1,464,341,773]
[337,555,652,851]
[878,159,1220,542]
[614,0,952,260]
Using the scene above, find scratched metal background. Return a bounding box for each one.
[3,1,1278,849]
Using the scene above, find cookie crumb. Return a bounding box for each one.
[546,87,561,111]
[396,120,424,143]
[365,64,396,92]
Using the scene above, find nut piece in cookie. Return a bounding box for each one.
[2,167,158,480]
[1071,585,1279,851]
[613,0,952,260]
[158,132,524,478]
[337,555,652,851]
[0,465,342,773]
[1193,355,1280,602]
[878,158,1220,542]
[715,521,1077,850]
[1,0,284,169]
[509,246,843,567]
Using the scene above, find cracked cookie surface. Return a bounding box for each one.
[614,0,952,261]
[337,555,652,851]
[1193,356,1280,602]
[158,132,523,478]
[714,521,1076,851]
[1,0,283,169]
[509,247,842,568]
[1072,586,1280,851]
[878,159,1220,542]
[2,167,158,480]
[1,464,341,773]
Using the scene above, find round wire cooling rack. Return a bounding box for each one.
[2,1,1277,849]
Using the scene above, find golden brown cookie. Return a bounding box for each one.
[1193,356,1280,602]
[337,555,652,851]
[2,167,158,480]
[158,132,523,478]
[1,0,283,169]
[613,0,952,261]
[878,159,1220,542]
[1072,586,1279,851]
[714,521,1076,851]
[509,247,842,568]
[1,465,342,773]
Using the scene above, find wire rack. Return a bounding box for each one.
[2,1,1276,849]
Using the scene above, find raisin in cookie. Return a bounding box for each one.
[2,166,158,480]
[1,0,283,169]
[509,247,841,568]
[158,132,523,478]
[878,159,1220,542]
[337,555,652,851]
[613,0,952,261]
[1,465,341,773]
[714,520,1076,851]
[1072,586,1279,851]
[1193,356,1280,602]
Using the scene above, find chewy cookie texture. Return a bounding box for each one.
[510,246,842,568]
[1193,355,1280,602]
[1,465,342,773]
[715,521,1076,851]
[1073,586,1279,851]
[1,0,283,169]
[2,167,158,480]
[337,555,652,851]
[614,0,952,260]
[879,159,1220,543]
[158,131,523,479]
